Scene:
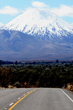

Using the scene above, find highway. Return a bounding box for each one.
[0,88,73,110]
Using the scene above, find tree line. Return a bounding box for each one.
[0,63,73,88]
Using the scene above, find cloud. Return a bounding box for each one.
[0,2,73,19]
[32,2,73,18]
[0,6,19,15]
[32,1,47,8]
[51,5,73,17]
[0,23,4,27]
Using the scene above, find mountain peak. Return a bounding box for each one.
[4,7,73,38]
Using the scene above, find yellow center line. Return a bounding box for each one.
[8,88,40,110]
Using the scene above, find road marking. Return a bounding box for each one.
[18,97,21,100]
[9,103,14,106]
[8,88,39,110]
[61,89,73,103]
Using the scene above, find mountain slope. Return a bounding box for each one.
[0,29,73,61]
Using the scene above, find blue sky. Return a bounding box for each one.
[0,0,73,25]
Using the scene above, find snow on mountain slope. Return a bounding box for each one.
[4,7,73,38]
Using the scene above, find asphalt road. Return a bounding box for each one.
[0,88,73,110]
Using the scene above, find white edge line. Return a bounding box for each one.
[60,89,73,103]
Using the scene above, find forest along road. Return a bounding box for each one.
[0,88,73,110]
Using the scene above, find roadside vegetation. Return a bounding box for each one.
[0,60,73,90]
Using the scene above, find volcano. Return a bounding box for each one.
[0,7,73,61]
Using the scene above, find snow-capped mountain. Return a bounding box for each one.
[0,7,73,61]
[4,8,73,39]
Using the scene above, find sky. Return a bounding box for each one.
[0,0,73,25]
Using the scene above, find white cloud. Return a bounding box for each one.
[0,2,73,19]
[32,1,47,8]
[51,5,73,17]
[32,2,73,17]
[0,23,4,27]
[0,6,19,15]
